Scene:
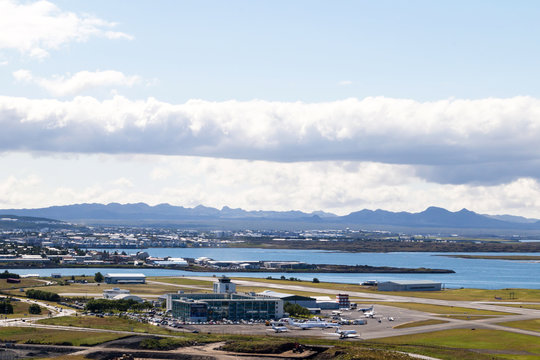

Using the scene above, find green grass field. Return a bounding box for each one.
[0,300,52,319]
[365,288,540,302]
[372,328,540,360]
[488,303,540,310]
[232,277,540,302]
[35,315,512,360]
[39,356,89,360]
[35,282,181,297]
[0,278,43,290]
[235,285,326,298]
[372,302,514,316]
[148,276,214,287]
[233,276,371,292]
[38,315,179,335]
[497,318,540,333]
[438,315,499,321]
[0,326,124,346]
[393,319,449,329]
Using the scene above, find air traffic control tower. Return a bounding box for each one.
[214,276,236,294]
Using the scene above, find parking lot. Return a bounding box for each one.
[151,304,435,340]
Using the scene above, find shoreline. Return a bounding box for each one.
[0,263,455,274]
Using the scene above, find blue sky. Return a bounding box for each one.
[2,0,540,217]
[5,0,540,102]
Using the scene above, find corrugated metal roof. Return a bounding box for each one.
[105,273,146,278]
[381,280,440,285]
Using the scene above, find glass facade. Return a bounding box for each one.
[170,293,282,322]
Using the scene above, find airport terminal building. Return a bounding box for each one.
[167,293,284,322]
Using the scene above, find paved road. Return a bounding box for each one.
[184,276,540,339]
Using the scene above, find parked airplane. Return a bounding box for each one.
[268,324,288,333]
[334,327,358,339]
[287,318,338,329]
[359,305,374,313]
[364,309,376,318]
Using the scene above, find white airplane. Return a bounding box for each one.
[364,309,376,318]
[333,327,358,339]
[268,324,288,333]
[359,305,374,313]
[287,318,338,330]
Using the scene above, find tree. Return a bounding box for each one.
[26,289,61,302]
[29,303,41,315]
[94,272,104,283]
[312,278,320,283]
[284,302,311,317]
[0,300,13,314]
[0,271,19,279]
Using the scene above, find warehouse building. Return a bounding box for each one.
[377,280,442,291]
[104,273,146,284]
[258,290,317,308]
[103,288,130,299]
[167,293,283,322]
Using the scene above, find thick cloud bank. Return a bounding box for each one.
[2,95,540,184]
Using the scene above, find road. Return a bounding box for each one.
[184,276,540,339]
[1,276,538,359]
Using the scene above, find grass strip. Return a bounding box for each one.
[371,302,513,315]
[393,319,449,329]
[38,315,179,335]
[372,328,540,357]
[497,318,540,333]
[0,326,124,346]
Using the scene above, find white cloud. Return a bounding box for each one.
[2,95,540,185]
[13,69,141,96]
[112,177,134,188]
[0,0,132,59]
[0,174,42,206]
[338,80,353,86]
[150,167,171,181]
[3,153,540,217]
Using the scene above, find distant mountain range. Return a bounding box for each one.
[1,203,540,232]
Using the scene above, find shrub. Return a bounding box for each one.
[85,299,152,312]
[26,289,61,302]
[29,303,41,314]
[284,302,311,317]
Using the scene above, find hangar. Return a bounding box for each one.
[104,273,146,284]
[259,290,317,308]
[377,280,442,291]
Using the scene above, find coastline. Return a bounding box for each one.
[0,263,454,274]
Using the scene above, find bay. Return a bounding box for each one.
[3,248,539,290]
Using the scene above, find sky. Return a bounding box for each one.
[2,0,540,217]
